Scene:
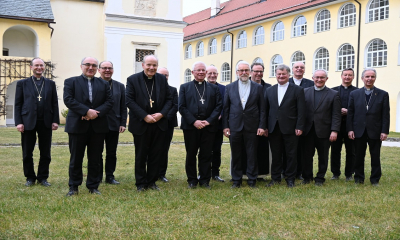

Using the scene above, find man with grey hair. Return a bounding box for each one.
[179,61,222,189]
[64,57,113,196]
[347,68,389,186]
[302,69,341,186]
[265,64,305,188]
[223,61,266,188]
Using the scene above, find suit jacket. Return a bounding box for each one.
[126,72,172,135]
[104,79,127,132]
[167,85,178,128]
[332,85,358,120]
[347,87,390,139]
[303,86,342,138]
[14,77,60,130]
[223,80,266,132]
[63,75,113,134]
[213,82,226,130]
[265,82,305,134]
[179,80,222,132]
[261,79,272,101]
[289,77,314,88]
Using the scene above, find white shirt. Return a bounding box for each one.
[238,80,251,109]
[278,82,289,106]
[293,77,303,86]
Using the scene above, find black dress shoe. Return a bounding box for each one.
[266,180,281,187]
[315,182,323,186]
[371,182,379,187]
[148,183,160,191]
[301,180,311,185]
[345,176,353,181]
[231,183,241,189]
[355,180,364,184]
[287,181,295,188]
[137,186,147,192]
[331,175,339,180]
[159,176,169,183]
[296,175,304,180]
[200,183,211,189]
[89,189,101,194]
[66,188,78,197]
[25,180,35,187]
[248,183,257,188]
[188,183,197,189]
[106,179,120,185]
[39,180,51,187]
[213,176,225,182]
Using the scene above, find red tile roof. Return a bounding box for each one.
[183,0,339,41]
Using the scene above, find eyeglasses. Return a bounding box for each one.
[100,67,113,70]
[207,72,218,75]
[194,69,206,72]
[252,71,263,73]
[82,63,98,68]
[237,69,250,73]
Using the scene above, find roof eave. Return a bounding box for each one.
[0,15,55,23]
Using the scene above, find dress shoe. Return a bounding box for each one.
[66,188,78,197]
[266,180,281,187]
[137,186,147,192]
[231,183,241,189]
[159,176,169,183]
[296,175,304,180]
[200,183,211,189]
[315,182,323,186]
[188,183,197,189]
[25,180,35,187]
[248,183,257,188]
[331,175,339,180]
[355,180,364,184]
[301,180,311,185]
[345,176,353,182]
[371,182,379,187]
[39,180,51,187]
[213,176,225,182]
[148,183,160,191]
[106,179,120,185]
[287,181,295,188]
[89,189,101,195]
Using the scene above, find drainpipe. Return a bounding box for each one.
[227,30,234,83]
[354,0,361,88]
[47,22,55,38]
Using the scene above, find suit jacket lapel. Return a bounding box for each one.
[233,80,240,105]
[139,73,150,108]
[154,75,161,105]
[271,85,279,107]
[280,84,292,107]
[78,76,89,101]
[43,78,49,100]
[368,88,378,111]
[315,87,328,110]
[244,81,256,109]
[27,77,37,99]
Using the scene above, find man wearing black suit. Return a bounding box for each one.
[223,61,266,188]
[330,68,358,181]
[64,57,113,196]
[98,61,127,185]
[157,67,178,183]
[126,55,172,191]
[347,68,389,186]
[265,64,305,188]
[179,61,222,189]
[302,69,341,186]
[14,57,59,187]
[206,65,226,182]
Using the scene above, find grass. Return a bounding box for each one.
[1,128,400,239]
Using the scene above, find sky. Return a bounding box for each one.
[183,0,230,17]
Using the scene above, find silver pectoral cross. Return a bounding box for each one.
[150,99,154,108]
[37,95,42,101]
[200,98,205,104]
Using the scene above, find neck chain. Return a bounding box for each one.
[32,76,44,101]
[144,79,155,108]
[194,81,206,104]
[365,90,374,111]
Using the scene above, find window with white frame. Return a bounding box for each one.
[339,3,356,28]
[209,38,217,54]
[270,55,283,77]
[314,48,330,71]
[254,26,264,45]
[185,44,192,59]
[222,35,231,51]
[367,39,387,67]
[291,51,305,66]
[368,0,389,22]
[272,21,284,41]
[237,31,247,49]
[221,63,231,82]
[293,16,307,37]
[184,69,192,82]
[316,10,331,32]
[196,41,204,57]
[253,57,263,64]
[337,44,355,70]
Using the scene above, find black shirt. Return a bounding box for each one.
[193,80,207,119]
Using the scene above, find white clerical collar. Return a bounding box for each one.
[82,74,92,81]
[314,85,326,91]
[278,82,289,87]
[239,79,250,84]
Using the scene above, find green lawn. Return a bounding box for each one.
[1,128,400,239]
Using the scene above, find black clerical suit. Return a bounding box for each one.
[303,86,341,183]
[126,72,172,188]
[347,87,390,184]
[223,80,266,185]
[330,85,358,178]
[288,77,314,88]
[14,76,59,183]
[210,82,225,178]
[102,79,127,182]
[64,75,113,190]
[159,85,178,178]
[179,80,222,186]
[265,82,305,183]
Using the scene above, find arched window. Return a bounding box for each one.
[272,21,284,41]
[237,31,247,49]
[316,9,331,32]
[222,35,231,52]
[270,55,283,77]
[209,38,217,54]
[196,41,204,57]
[366,39,387,67]
[185,44,192,59]
[293,16,307,37]
[337,44,355,70]
[254,26,264,45]
[291,51,305,66]
[221,63,231,82]
[3,25,37,57]
[339,3,356,28]
[184,68,192,83]
[368,0,389,22]
[253,57,263,64]
[314,47,330,71]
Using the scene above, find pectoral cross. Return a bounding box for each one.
[200,98,205,104]
[37,95,42,101]
[150,99,154,108]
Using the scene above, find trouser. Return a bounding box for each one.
[159,127,174,177]
[330,122,355,177]
[102,130,120,181]
[211,129,224,177]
